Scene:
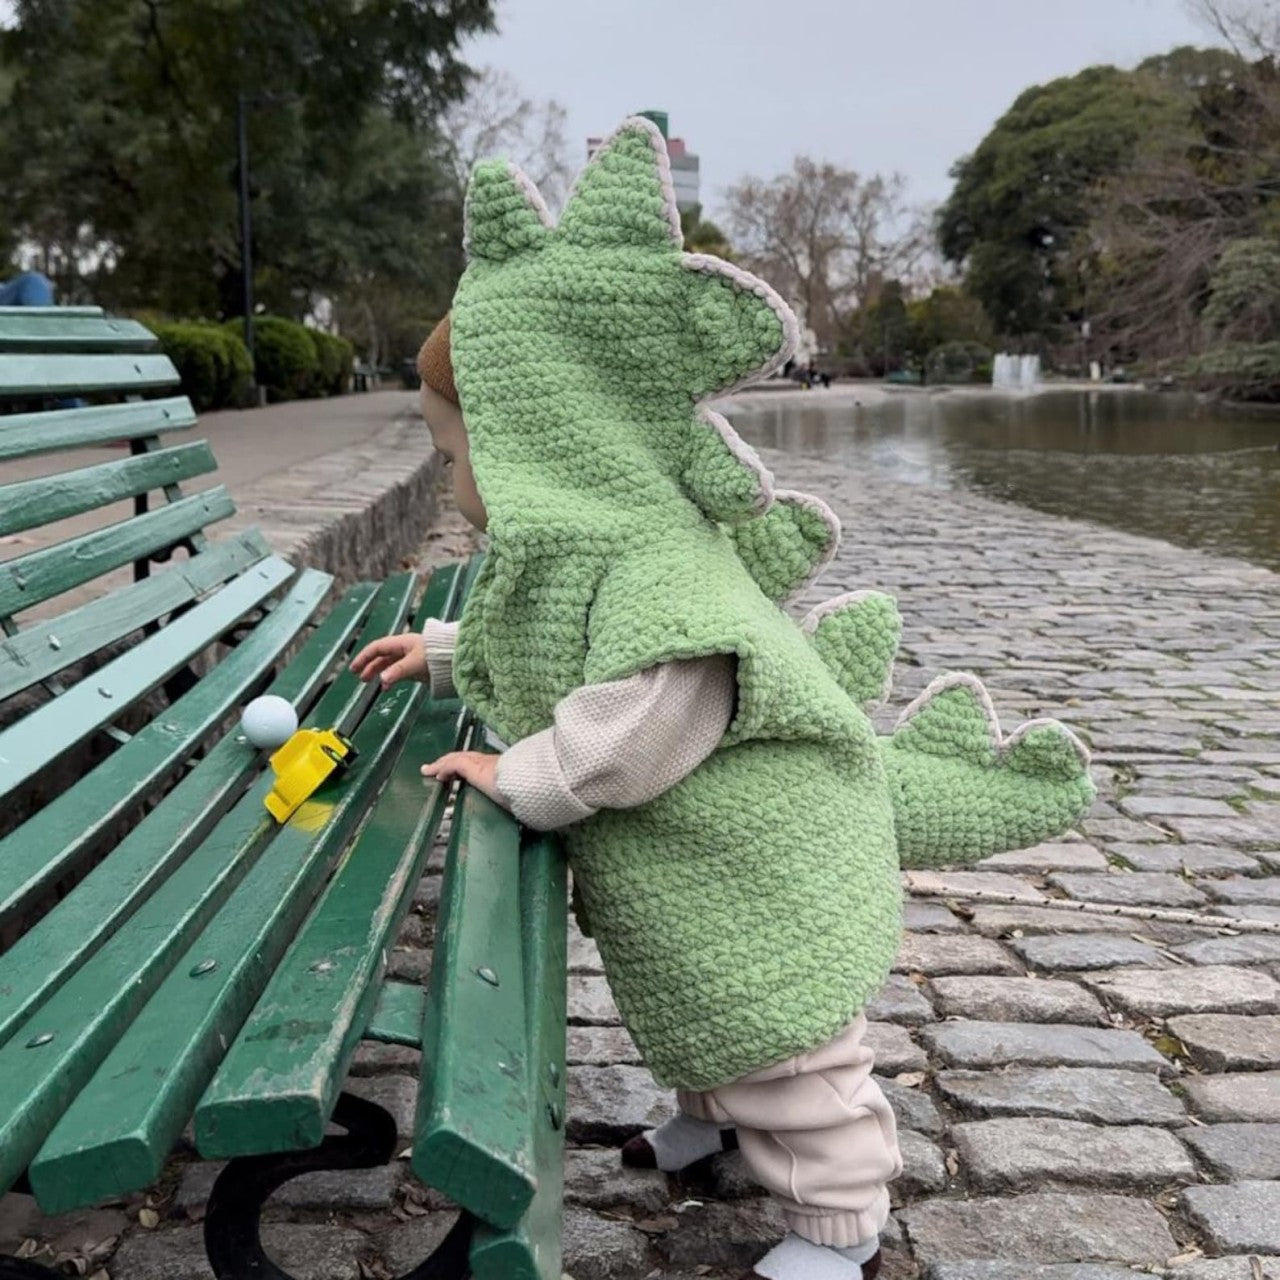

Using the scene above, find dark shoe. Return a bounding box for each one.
[620,1132,658,1168]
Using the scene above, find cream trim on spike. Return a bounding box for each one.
[802,589,898,707]
[507,160,556,229]
[462,159,554,263]
[1005,715,1092,768]
[895,671,1000,739]
[560,115,684,248]
[802,588,889,635]
[683,253,801,396]
[694,405,776,518]
[773,489,841,598]
[895,671,1092,769]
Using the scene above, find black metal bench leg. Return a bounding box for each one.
[203,1091,472,1280]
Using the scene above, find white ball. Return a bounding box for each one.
[240,695,298,750]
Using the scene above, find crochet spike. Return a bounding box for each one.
[559,116,683,250]
[724,490,840,602]
[803,591,901,710]
[464,159,552,263]
[892,674,1002,767]
[683,408,774,523]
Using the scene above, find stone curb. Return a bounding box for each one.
[215,405,442,599]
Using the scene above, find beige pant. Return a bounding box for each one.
[677,1015,901,1248]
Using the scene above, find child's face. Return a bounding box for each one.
[420,385,488,532]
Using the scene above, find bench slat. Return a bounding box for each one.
[470,833,569,1280]
[0,441,218,537]
[0,397,195,460]
[0,579,376,1050]
[195,698,467,1156]
[0,353,178,396]
[365,980,428,1047]
[0,563,406,931]
[0,576,415,1203]
[0,554,296,802]
[0,531,271,700]
[413,783,538,1231]
[193,566,467,1156]
[0,306,104,317]
[0,315,158,353]
[30,646,434,1210]
[0,486,236,618]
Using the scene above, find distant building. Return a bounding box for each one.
[588,109,701,214]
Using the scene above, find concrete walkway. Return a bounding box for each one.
[5,390,435,618]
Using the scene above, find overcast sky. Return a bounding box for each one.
[467,0,1218,215]
[0,0,1219,215]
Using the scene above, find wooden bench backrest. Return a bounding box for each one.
[0,318,568,1275]
[0,305,308,903]
[0,306,267,702]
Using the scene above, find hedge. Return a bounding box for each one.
[309,330,356,397]
[149,314,356,408]
[1176,342,1280,402]
[151,321,252,412]
[926,340,992,385]
[224,316,315,403]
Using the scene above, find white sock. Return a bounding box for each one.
[754,1232,879,1280]
[643,1112,731,1172]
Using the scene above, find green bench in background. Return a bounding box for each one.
[0,307,568,1280]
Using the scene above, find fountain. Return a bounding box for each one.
[992,352,1041,391]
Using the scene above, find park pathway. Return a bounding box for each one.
[3,443,1278,1279]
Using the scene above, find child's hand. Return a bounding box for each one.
[422,752,507,810]
[350,634,428,688]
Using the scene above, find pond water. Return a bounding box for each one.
[727,387,1280,572]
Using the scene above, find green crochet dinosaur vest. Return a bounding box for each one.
[449,119,1094,1089]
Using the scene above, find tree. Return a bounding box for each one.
[907,286,994,358]
[680,205,732,258]
[442,67,573,215]
[1078,45,1278,363]
[939,64,1190,340]
[723,158,916,350]
[1189,0,1280,58]
[1204,237,1280,339]
[0,0,493,332]
[857,279,912,375]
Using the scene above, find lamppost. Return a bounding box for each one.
[236,90,255,381]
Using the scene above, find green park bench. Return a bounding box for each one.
[0,307,568,1280]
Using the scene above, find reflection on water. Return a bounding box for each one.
[727,388,1280,571]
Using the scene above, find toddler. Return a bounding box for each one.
[352,118,1093,1280]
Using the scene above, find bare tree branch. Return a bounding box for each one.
[442,67,573,214]
[722,157,923,350]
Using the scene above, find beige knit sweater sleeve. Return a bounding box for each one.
[420,619,736,833]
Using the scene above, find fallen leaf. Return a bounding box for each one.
[632,1214,679,1234]
[945,1149,960,1177]
[87,1237,118,1263]
[894,1071,927,1088]
[137,1208,159,1229]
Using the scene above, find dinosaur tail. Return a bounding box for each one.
[803,594,1096,869]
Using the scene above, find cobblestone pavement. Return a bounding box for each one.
[3,453,1279,1278]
